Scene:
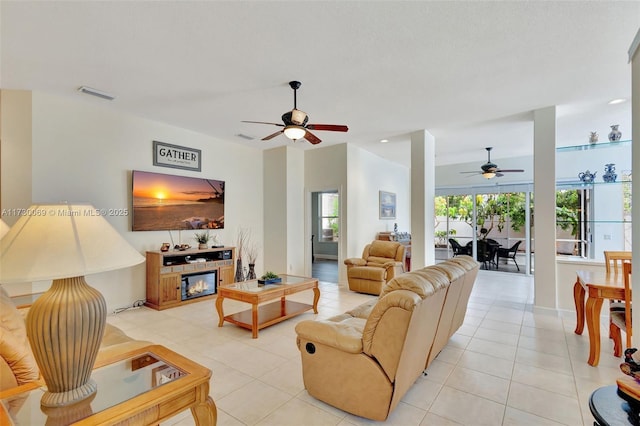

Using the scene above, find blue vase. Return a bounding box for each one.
[603,164,617,183]
[608,125,622,142]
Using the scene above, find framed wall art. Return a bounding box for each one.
[379,191,396,219]
[153,140,201,172]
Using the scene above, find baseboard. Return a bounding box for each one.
[314,254,338,261]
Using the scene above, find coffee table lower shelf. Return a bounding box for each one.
[223,300,312,337]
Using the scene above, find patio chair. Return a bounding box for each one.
[497,241,522,271]
[449,238,470,257]
[477,240,498,270]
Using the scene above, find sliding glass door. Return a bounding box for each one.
[435,184,534,274]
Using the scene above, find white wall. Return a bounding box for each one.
[305,144,348,281]
[346,144,411,262]
[3,91,264,312]
[305,143,410,283]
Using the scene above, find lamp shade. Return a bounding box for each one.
[283,125,306,140]
[482,172,496,179]
[0,203,144,407]
[0,219,9,239]
[0,203,144,283]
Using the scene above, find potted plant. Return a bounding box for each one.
[194,231,211,249]
[258,271,281,285]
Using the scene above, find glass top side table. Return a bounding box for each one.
[0,344,216,425]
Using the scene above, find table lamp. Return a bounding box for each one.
[0,203,145,407]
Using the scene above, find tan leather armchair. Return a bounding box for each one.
[344,240,405,295]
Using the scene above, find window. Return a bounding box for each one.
[556,176,631,258]
[319,192,339,242]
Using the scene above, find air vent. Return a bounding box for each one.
[235,133,255,140]
[77,86,115,101]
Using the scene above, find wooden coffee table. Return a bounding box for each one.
[216,274,320,338]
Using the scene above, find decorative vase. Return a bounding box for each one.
[589,132,598,144]
[234,259,245,282]
[603,163,617,183]
[247,263,256,280]
[608,125,622,142]
[578,170,597,183]
[198,243,208,249]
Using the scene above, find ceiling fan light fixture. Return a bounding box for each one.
[290,109,307,125]
[482,171,496,179]
[284,126,306,140]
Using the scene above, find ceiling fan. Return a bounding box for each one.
[242,81,348,145]
[460,147,525,179]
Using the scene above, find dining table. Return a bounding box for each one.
[573,269,627,366]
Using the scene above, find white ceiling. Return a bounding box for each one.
[1,1,638,168]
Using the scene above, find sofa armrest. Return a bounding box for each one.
[344,258,367,267]
[382,261,405,279]
[295,320,364,354]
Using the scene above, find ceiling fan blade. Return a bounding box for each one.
[495,169,524,173]
[306,124,349,132]
[262,130,283,141]
[242,120,284,127]
[303,130,322,145]
[460,171,481,174]
[495,173,505,177]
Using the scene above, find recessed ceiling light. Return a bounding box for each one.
[608,98,626,105]
[77,86,115,101]
[380,139,389,143]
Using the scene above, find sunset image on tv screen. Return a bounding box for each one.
[132,170,224,231]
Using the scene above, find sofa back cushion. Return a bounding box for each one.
[448,256,479,334]
[380,268,448,299]
[0,286,39,391]
[426,262,467,367]
[364,240,404,264]
[363,267,449,383]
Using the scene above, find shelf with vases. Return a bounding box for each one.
[556,179,631,189]
[556,139,632,257]
[556,139,631,153]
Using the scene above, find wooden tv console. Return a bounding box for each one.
[145,247,236,310]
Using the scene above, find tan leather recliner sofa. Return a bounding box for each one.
[295,255,478,421]
[0,285,149,393]
[343,240,405,295]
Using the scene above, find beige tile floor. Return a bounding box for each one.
[107,270,626,425]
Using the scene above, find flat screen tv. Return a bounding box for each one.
[132,170,224,231]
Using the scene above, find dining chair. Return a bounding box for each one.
[604,251,632,274]
[606,251,633,339]
[610,261,632,357]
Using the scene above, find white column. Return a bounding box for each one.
[263,146,305,275]
[533,106,557,309]
[0,90,33,221]
[410,130,435,269]
[629,28,640,347]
